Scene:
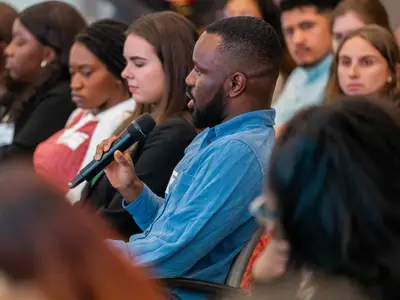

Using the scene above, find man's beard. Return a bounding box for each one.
[192,88,226,129]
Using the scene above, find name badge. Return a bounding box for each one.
[0,123,15,146]
[165,170,179,196]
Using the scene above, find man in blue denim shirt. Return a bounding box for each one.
[97,16,282,299]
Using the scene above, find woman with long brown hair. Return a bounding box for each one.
[325,25,400,105]
[0,164,162,300]
[78,11,198,239]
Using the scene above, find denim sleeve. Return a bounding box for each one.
[122,183,165,230]
[109,139,264,278]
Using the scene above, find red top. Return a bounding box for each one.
[240,235,269,291]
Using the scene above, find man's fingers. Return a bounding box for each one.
[95,136,118,160]
[114,150,132,167]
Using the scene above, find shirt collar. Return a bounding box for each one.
[211,109,275,138]
[302,54,333,81]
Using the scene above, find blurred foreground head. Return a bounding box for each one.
[265,96,400,299]
[0,165,162,300]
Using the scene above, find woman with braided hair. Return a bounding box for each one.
[34,19,135,203]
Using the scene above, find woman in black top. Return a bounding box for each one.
[78,12,198,238]
[0,2,86,159]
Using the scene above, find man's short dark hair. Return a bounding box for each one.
[279,0,340,13]
[205,16,282,78]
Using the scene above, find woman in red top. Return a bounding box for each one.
[34,20,136,202]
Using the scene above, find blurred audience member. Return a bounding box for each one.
[273,0,338,129]
[221,0,296,103]
[78,12,197,239]
[0,2,17,96]
[0,165,163,300]
[97,16,281,300]
[325,25,400,106]
[33,20,134,203]
[0,2,86,159]
[248,96,400,300]
[331,0,391,53]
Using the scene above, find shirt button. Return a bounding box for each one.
[207,140,211,145]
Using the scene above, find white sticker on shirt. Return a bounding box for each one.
[56,129,89,151]
[165,170,179,196]
[0,123,15,146]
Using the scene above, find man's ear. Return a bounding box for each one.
[227,72,247,98]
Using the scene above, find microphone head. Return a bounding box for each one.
[127,113,156,139]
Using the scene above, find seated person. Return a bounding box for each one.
[248,96,400,300]
[273,0,337,130]
[34,19,135,202]
[97,16,281,299]
[0,163,162,300]
[77,12,198,238]
[0,2,86,158]
[325,25,400,106]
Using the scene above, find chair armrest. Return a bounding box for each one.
[163,278,247,296]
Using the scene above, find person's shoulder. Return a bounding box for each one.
[36,80,73,110]
[212,128,274,171]
[153,116,197,138]
[40,80,71,99]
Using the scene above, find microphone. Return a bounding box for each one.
[68,113,156,189]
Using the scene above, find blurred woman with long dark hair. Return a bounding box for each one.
[0,1,86,159]
[248,96,400,300]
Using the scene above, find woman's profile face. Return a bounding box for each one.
[121,34,165,106]
[338,36,391,97]
[332,11,366,53]
[4,19,50,83]
[69,42,124,111]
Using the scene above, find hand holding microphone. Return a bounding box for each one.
[94,136,143,203]
[68,113,155,202]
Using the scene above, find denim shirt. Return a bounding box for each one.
[111,109,276,299]
[274,55,333,127]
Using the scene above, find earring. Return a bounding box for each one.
[40,60,47,68]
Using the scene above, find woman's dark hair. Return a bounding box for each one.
[0,164,162,300]
[0,1,86,123]
[125,11,198,123]
[269,96,400,299]
[325,25,400,104]
[75,19,129,82]
[0,2,17,45]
